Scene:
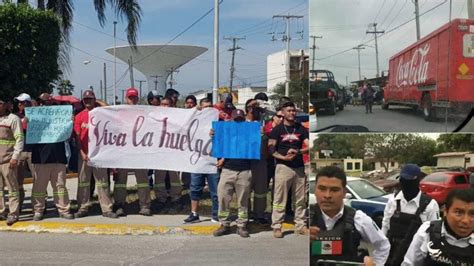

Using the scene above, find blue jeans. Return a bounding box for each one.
[190,173,219,218]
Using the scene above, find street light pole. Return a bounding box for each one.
[113,21,117,105]
[212,0,219,104]
[352,45,366,81]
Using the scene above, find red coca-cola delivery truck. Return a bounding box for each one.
[382,18,474,121]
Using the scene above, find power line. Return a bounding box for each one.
[228,0,306,36]
[317,0,447,61]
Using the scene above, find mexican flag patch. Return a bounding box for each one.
[311,240,343,255]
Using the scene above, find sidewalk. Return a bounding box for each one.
[1,176,296,236]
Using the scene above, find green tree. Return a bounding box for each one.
[0,3,60,100]
[312,134,367,159]
[437,134,474,152]
[398,135,438,166]
[270,79,309,112]
[56,79,74,95]
[365,134,414,173]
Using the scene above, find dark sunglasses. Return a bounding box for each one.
[275,115,284,118]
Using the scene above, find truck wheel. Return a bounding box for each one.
[328,101,336,115]
[338,103,344,111]
[422,94,436,122]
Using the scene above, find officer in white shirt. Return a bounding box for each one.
[310,166,390,266]
[402,188,474,266]
[382,164,440,265]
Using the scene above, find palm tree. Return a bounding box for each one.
[15,0,142,71]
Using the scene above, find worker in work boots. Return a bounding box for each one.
[0,97,23,226]
[113,88,151,216]
[74,90,117,219]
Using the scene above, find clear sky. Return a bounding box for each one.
[58,0,307,98]
[310,0,469,85]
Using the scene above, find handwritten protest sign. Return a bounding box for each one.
[25,105,73,144]
[211,121,261,159]
[88,105,219,174]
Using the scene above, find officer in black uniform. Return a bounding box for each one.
[403,188,474,266]
[310,166,390,266]
[382,164,440,265]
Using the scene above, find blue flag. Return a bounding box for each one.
[212,121,261,159]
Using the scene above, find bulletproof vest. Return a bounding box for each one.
[386,193,432,265]
[388,192,431,242]
[424,220,474,266]
[310,204,362,265]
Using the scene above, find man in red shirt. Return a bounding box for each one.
[74,90,117,218]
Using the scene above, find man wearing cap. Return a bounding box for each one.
[245,99,269,225]
[113,88,152,216]
[213,109,255,238]
[14,93,34,210]
[30,96,74,220]
[74,90,117,219]
[382,163,439,265]
[268,101,309,238]
[0,97,24,225]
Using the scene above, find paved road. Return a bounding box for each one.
[0,231,308,265]
[314,105,461,132]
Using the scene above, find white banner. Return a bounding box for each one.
[88,105,219,174]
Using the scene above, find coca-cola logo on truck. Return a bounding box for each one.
[396,44,430,87]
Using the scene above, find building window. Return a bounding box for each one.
[355,162,361,170]
[347,162,353,170]
[391,162,395,167]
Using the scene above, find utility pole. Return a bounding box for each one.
[100,80,103,100]
[128,56,134,88]
[113,21,117,105]
[213,0,220,104]
[103,62,107,102]
[352,45,366,81]
[166,68,179,89]
[366,23,384,78]
[135,79,146,102]
[468,0,473,19]
[309,35,322,74]
[273,13,304,97]
[413,0,421,40]
[224,36,245,93]
[150,75,161,91]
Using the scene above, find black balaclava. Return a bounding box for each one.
[400,178,420,202]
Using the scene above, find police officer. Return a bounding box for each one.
[310,166,390,266]
[403,188,474,265]
[382,164,439,265]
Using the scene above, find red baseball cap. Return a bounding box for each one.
[82,90,96,99]
[126,88,139,98]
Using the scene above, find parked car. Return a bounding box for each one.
[309,176,389,227]
[419,171,471,205]
[373,171,400,193]
[310,70,345,115]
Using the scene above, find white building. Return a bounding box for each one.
[267,49,309,92]
[434,152,474,168]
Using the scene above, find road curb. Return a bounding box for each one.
[0,221,295,236]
